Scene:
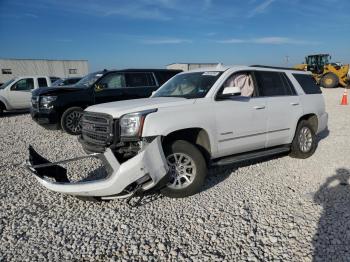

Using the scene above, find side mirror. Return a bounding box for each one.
[151,91,156,97]
[217,86,241,99]
[94,83,107,91]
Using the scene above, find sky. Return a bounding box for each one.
[0,0,349,71]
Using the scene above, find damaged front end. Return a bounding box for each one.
[25,136,169,201]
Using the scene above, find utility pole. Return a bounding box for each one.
[285,55,290,66]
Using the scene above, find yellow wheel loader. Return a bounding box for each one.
[294,54,349,88]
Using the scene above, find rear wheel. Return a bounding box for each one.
[290,120,317,159]
[161,140,207,198]
[61,107,83,135]
[321,73,339,88]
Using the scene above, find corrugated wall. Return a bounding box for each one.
[166,63,219,71]
[0,59,89,83]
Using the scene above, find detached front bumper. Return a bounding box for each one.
[26,137,169,199]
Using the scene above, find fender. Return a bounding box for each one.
[142,105,218,155]
[0,94,11,110]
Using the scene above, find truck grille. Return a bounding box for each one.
[81,112,114,146]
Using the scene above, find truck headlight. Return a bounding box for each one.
[120,109,157,139]
[40,96,57,109]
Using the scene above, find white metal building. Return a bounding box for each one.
[0,58,89,84]
[166,62,220,71]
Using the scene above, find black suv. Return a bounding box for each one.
[31,69,181,135]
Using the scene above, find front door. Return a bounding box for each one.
[8,78,35,109]
[93,72,126,104]
[214,71,268,157]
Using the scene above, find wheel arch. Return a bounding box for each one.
[162,128,212,164]
[0,96,9,110]
[297,114,318,133]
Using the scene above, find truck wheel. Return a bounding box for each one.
[0,103,4,116]
[321,73,339,88]
[61,107,83,135]
[161,140,207,198]
[290,120,317,159]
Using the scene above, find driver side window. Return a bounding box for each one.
[97,73,125,89]
[12,78,34,91]
[218,72,255,97]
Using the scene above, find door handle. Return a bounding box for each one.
[253,105,265,110]
[290,102,299,106]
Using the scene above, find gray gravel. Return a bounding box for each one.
[0,88,349,261]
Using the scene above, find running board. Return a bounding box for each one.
[211,146,290,166]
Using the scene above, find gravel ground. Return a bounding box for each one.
[0,88,349,261]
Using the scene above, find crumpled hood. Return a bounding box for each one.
[86,97,195,118]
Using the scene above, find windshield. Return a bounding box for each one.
[75,72,103,87]
[153,72,222,99]
[0,78,15,89]
[51,79,63,86]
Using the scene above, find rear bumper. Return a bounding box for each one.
[30,108,60,130]
[25,137,169,199]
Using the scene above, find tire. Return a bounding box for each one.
[0,103,4,116]
[61,107,84,135]
[161,140,207,198]
[290,120,317,159]
[320,73,339,88]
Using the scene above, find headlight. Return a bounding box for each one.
[120,109,157,139]
[39,96,57,109]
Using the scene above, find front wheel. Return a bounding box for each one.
[61,107,83,135]
[161,140,207,198]
[290,120,317,159]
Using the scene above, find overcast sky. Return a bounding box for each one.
[0,0,349,71]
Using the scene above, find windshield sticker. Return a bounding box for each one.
[202,72,220,76]
[95,74,103,77]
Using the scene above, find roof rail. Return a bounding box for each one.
[250,65,303,71]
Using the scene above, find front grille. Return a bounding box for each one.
[81,112,114,146]
[31,96,39,109]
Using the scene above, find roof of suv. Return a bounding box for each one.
[101,69,182,73]
[186,65,308,74]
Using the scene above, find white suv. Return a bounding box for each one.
[27,65,328,201]
[0,76,58,114]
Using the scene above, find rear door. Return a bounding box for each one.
[8,78,35,109]
[123,72,157,99]
[254,71,302,147]
[94,72,126,104]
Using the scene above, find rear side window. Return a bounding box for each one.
[293,74,322,94]
[38,78,48,87]
[255,71,294,96]
[125,72,154,87]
